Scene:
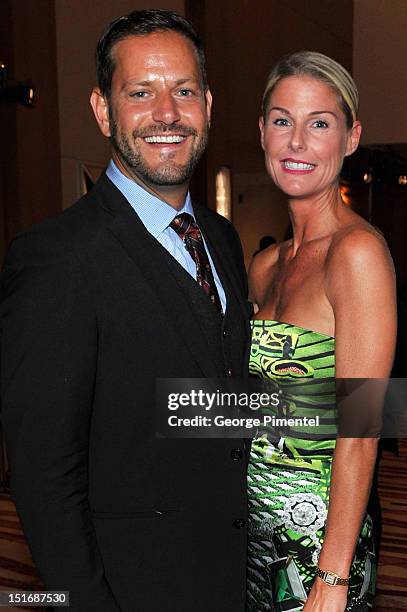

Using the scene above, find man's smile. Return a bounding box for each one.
[143,134,186,144]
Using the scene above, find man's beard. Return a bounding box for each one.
[109,118,209,187]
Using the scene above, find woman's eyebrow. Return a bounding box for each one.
[309,110,338,118]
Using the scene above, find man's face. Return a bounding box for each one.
[101,32,211,189]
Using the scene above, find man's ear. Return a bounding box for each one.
[259,115,265,151]
[345,120,362,157]
[205,88,212,127]
[90,88,111,137]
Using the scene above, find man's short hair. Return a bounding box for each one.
[95,9,208,101]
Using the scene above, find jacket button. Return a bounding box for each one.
[223,329,227,337]
[231,448,243,461]
[233,519,246,529]
[227,368,232,377]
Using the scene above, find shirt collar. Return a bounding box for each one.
[106,159,194,238]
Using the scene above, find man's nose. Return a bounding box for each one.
[152,91,181,125]
[289,124,307,152]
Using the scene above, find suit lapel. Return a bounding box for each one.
[94,175,223,377]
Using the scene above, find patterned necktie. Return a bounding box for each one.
[170,213,222,312]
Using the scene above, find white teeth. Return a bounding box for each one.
[144,135,185,143]
[283,160,315,170]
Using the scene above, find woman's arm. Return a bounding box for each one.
[303,228,397,612]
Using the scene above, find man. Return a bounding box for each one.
[0,10,250,612]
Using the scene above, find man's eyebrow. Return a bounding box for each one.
[121,77,200,89]
[173,77,200,85]
[122,79,151,88]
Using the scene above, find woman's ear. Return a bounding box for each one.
[259,115,265,151]
[345,120,362,157]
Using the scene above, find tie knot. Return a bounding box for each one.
[170,213,199,241]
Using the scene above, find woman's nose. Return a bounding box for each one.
[289,125,307,152]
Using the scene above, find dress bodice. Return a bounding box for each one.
[250,319,335,379]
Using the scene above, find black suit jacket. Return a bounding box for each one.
[1,175,251,611]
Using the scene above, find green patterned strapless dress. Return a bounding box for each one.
[247,320,375,612]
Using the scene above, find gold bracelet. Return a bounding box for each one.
[315,567,350,586]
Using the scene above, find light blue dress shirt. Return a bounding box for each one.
[106,160,226,312]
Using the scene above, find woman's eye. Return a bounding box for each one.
[273,118,291,127]
[312,120,328,128]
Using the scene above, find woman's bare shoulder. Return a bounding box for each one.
[325,221,395,307]
[328,220,391,267]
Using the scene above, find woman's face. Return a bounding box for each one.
[259,75,361,199]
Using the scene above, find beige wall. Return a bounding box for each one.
[353,0,407,145]
[55,0,185,209]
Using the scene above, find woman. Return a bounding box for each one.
[246,52,396,612]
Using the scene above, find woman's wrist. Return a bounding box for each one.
[314,574,349,592]
[316,566,350,587]
[317,546,353,577]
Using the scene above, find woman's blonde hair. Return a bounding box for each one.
[262,51,359,128]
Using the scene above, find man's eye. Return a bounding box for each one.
[129,91,148,98]
[178,89,193,96]
[313,120,328,128]
[273,118,290,127]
